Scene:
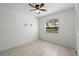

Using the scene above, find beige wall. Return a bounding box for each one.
[39,8,75,48]
[0,6,39,51]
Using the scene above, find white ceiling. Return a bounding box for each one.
[0,3,74,18]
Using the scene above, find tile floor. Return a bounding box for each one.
[0,40,76,56]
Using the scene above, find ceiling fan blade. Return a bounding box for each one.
[29,9,36,11]
[28,4,35,8]
[40,9,47,11]
[40,3,44,8]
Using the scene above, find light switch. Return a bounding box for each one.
[25,24,27,26]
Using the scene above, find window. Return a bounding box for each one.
[46,19,58,33]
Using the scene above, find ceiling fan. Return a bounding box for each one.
[28,3,47,14]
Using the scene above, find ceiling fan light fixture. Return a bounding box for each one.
[28,3,47,14]
[36,10,40,14]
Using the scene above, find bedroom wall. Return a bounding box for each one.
[0,6,39,51]
[39,8,75,48]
